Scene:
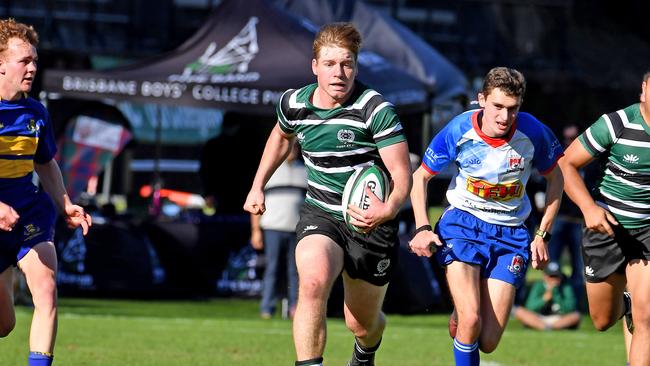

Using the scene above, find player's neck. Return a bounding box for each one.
[640,103,650,128]
[0,88,22,102]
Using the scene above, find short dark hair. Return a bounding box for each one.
[482,67,526,98]
[644,71,650,83]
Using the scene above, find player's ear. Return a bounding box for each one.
[477,92,486,108]
[312,59,318,76]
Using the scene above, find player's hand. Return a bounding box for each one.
[583,204,618,237]
[408,229,443,257]
[0,201,19,232]
[65,204,92,235]
[529,236,549,270]
[243,189,266,215]
[346,186,393,233]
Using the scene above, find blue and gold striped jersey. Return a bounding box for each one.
[0,96,57,209]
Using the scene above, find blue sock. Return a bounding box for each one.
[28,352,53,366]
[453,338,479,366]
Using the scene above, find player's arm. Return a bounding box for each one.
[35,159,92,235]
[408,165,443,257]
[530,165,563,269]
[346,141,412,232]
[243,122,293,215]
[558,139,618,236]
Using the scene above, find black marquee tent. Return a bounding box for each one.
[43,0,429,115]
[276,0,469,101]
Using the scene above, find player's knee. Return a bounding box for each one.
[298,277,329,301]
[458,312,481,334]
[479,340,498,354]
[590,314,615,331]
[345,313,385,338]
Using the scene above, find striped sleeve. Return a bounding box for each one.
[578,113,618,157]
[367,98,405,149]
[276,89,296,135]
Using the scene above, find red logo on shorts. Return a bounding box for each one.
[507,255,525,276]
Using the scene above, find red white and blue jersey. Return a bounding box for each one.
[422,109,563,226]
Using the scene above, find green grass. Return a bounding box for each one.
[0,297,627,366]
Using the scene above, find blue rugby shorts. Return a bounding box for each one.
[0,192,56,272]
[434,206,531,288]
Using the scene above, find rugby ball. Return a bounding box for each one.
[341,165,390,232]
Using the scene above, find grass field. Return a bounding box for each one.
[0,297,627,366]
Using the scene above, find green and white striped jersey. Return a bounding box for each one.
[579,103,650,228]
[277,82,406,220]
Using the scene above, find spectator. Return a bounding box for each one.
[513,262,581,331]
[250,141,306,319]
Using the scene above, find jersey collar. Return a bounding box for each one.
[471,110,517,147]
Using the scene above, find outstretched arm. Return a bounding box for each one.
[35,159,92,235]
[243,123,294,215]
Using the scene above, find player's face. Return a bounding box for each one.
[0,37,37,101]
[478,87,521,138]
[641,77,650,123]
[312,45,357,108]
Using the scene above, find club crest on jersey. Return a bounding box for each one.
[336,129,356,148]
[337,129,355,143]
[27,119,40,134]
[505,153,524,173]
[507,255,525,276]
[465,177,523,201]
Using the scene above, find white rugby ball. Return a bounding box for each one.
[341,165,390,232]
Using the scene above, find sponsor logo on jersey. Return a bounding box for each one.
[623,154,640,164]
[585,266,595,277]
[425,147,446,163]
[507,254,525,276]
[296,132,305,143]
[466,158,481,166]
[548,139,562,159]
[302,225,318,233]
[465,177,523,201]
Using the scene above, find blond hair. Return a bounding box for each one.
[0,18,38,54]
[482,67,526,98]
[312,22,361,60]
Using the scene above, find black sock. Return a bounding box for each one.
[295,357,323,366]
[622,291,632,318]
[351,337,381,364]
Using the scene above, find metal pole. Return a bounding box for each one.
[151,104,163,216]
